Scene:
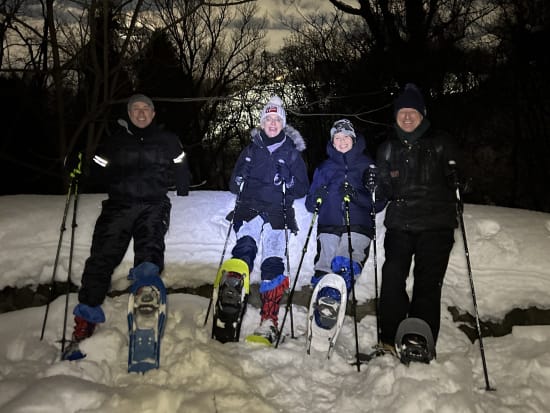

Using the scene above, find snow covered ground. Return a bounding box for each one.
[1,191,550,412]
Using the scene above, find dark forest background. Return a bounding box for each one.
[1,0,549,212]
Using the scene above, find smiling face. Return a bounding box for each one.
[396,108,423,133]
[332,132,354,153]
[261,114,284,138]
[128,101,155,128]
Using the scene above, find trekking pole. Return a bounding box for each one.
[275,198,321,348]
[279,173,295,338]
[203,180,245,326]
[60,155,82,354]
[40,153,82,341]
[343,181,361,372]
[450,160,495,391]
[365,165,382,347]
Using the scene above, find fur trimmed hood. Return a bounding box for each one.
[251,124,306,152]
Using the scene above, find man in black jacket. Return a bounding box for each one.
[69,94,190,343]
[375,84,459,356]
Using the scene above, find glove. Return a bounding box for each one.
[235,175,245,186]
[340,182,356,201]
[363,165,377,192]
[274,161,294,188]
[64,151,84,178]
[313,186,329,204]
[234,157,252,186]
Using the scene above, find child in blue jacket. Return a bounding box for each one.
[306,119,385,298]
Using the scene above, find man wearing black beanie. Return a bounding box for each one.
[371,83,461,362]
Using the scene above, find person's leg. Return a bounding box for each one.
[311,233,339,286]
[231,216,263,272]
[257,224,287,329]
[378,229,415,345]
[409,229,455,343]
[332,232,371,291]
[132,198,171,273]
[74,201,136,340]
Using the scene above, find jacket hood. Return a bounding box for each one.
[326,132,366,160]
[251,124,306,152]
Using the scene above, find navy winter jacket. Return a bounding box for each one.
[229,125,309,232]
[305,135,385,238]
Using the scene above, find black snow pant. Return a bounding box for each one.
[379,228,455,345]
[78,197,171,307]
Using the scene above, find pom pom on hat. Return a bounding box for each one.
[393,83,426,118]
[330,118,356,142]
[127,94,155,111]
[260,96,287,127]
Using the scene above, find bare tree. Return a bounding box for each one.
[327,0,495,91]
[150,0,267,185]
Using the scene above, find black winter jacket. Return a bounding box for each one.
[229,125,309,232]
[376,122,459,232]
[305,135,385,238]
[92,118,190,202]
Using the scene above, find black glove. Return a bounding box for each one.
[340,182,356,201]
[64,151,86,180]
[313,186,329,204]
[363,165,377,192]
[234,157,252,186]
[274,160,294,188]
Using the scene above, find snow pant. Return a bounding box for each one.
[231,215,288,325]
[78,198,171,307]
[313,231,371,275]
[379,228,454,345]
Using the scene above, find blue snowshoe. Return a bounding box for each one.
[127,270,167,373]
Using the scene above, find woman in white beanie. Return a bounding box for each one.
[214,96,309,344]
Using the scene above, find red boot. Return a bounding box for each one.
[71,316,96,342]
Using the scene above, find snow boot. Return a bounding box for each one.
[252,318,279,344]
[72,316,96,343]
[259,275,289,326]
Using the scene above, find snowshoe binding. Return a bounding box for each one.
[395,317,436,365]
[212,258,250,343]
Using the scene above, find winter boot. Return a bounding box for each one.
[253,318,279,344]
[259,275,289,327]
[71,316,96,343]
[310,270,328,288]
[331,256,362,292]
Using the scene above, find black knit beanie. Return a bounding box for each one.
[393,83,426,118]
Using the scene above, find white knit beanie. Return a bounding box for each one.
[260,96,287,127]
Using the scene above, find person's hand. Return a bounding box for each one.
[363,165,377,192]
[340,182,356,201]
[313,186,329,203]
[234,157,252,186]
[274,160,294,188]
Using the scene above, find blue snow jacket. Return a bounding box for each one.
[229,125,309,232]
[305,134,386,238]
